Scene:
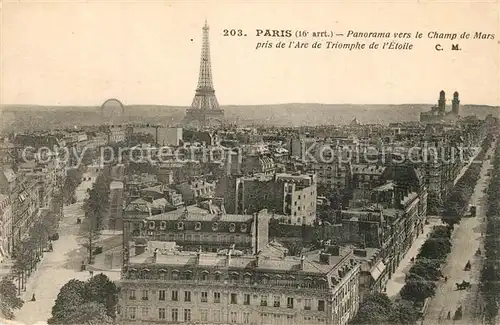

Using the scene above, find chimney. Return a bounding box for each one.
[153,248,159,263]
[319,252,331,264]
[300,255,305,270]
[134,239,147,255]
[193,246,201,264]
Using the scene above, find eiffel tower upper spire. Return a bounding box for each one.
[191,20,219,110]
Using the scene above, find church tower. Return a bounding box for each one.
[183,20,225,129]
[438,90,446,113]
[452,91,460,115]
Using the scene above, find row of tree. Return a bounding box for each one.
[440,131,495,225]
[396,132,496,321]
[0,210,59,319]
[83,172,111,264]
[442,162,483,227]
[398,134,494,305]
[475,136,495,161]
[399,225,452,304]
[351,292,418,325]
[0,277,24,319]
[11,211,59,295]
[48,273,118,324]
[63,167,84,204]
[480,136,500,324]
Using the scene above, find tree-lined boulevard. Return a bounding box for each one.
[11,170,119,325]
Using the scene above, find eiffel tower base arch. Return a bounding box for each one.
[183,108,225,129]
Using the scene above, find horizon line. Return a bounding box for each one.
[2,102,499,108]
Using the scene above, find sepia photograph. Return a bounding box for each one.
[0,1,499,325]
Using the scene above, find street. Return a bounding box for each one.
[385,150,480,299]
[15,172,119,325]
[422,143,495,325]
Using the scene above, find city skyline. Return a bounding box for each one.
[1,1,500,107]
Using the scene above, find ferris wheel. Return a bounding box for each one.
[101,98,125,125]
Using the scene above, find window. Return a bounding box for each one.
[318,300,325,311]
[202,272,208,280]
[201,291,208,302]
[141,290,148,300]
[158,290,166,301]
[141,307,149,318]
[184,309,191,322]
[243,312,250,324]
[129,289,136,300]
[231,311,238,323]
[304,298,312,310]
[157,308,165,320]
[128,307,137,319]
[214,292,221,303]
[171,290,178,301]
[274,295,281,307]
[184,291,191,302]
[201,309,208,322]
[213,310,221,322]
[260,294,268,306]
[171,308,178,322]
[287,297,294,308]
[231,293,238,304]
[215,273,221,281]
[244,293,250,305]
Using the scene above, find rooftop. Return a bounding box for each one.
[145,205,256,223]
[128,248,352,275]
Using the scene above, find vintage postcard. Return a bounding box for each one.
[0,1,499,325]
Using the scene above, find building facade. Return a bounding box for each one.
[220,173,317,226]
[0,194,12,258]
[118,244,360,325]
[123,205,271,254]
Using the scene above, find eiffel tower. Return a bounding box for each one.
[183,20,225,129]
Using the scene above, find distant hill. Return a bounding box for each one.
[1,103,498,132]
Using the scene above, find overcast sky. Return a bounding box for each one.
[1,1,499,106]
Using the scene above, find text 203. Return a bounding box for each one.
[223,29,245,36]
